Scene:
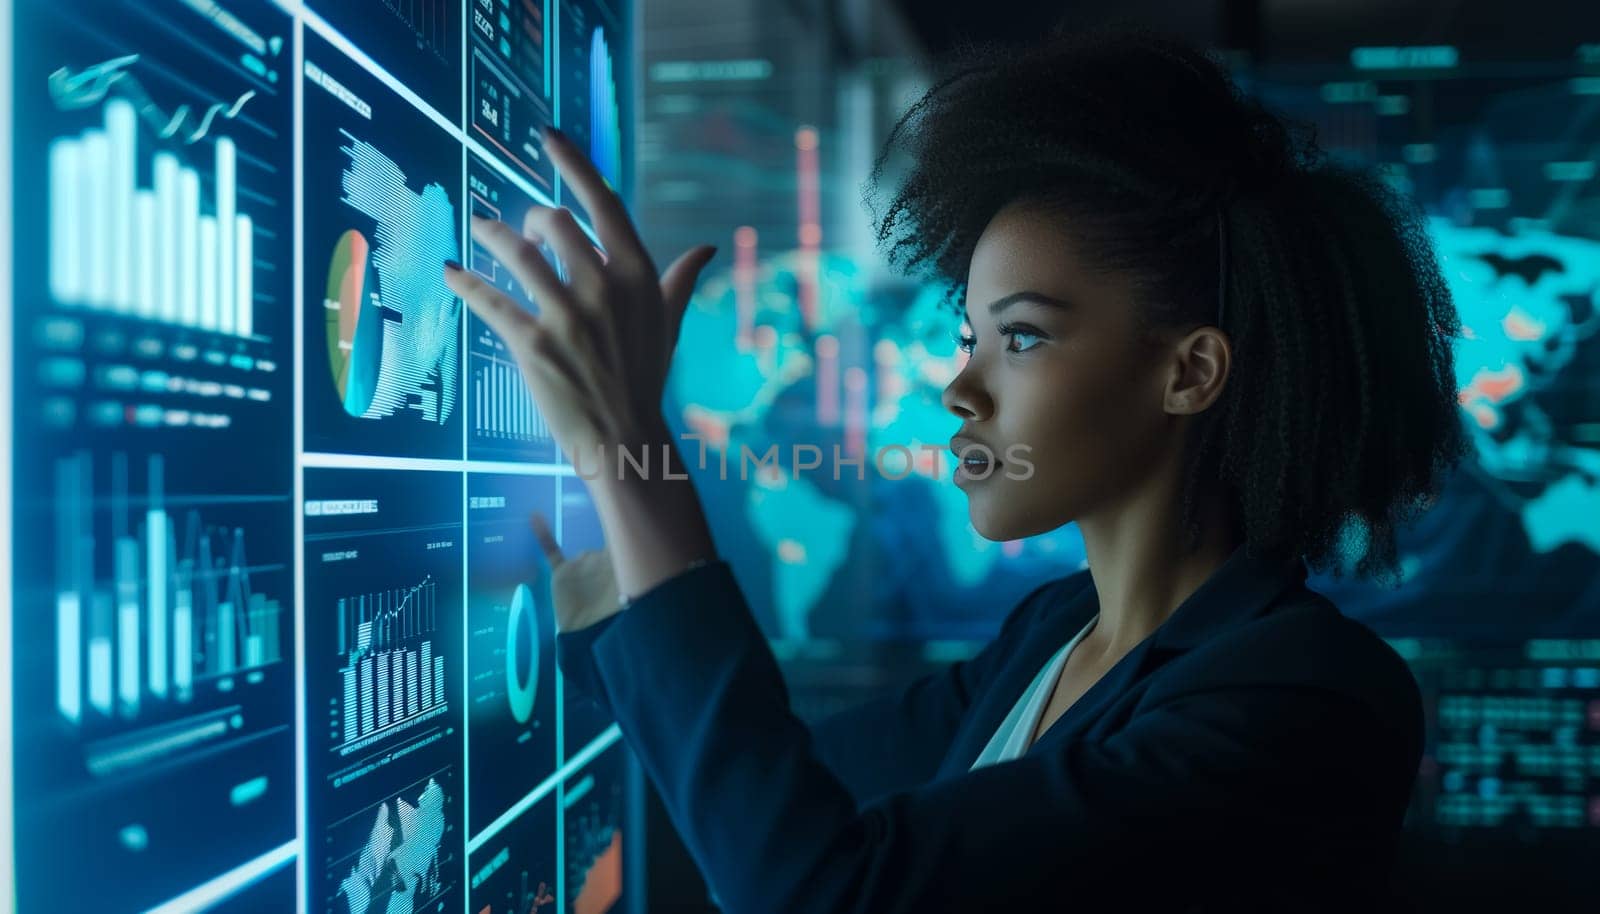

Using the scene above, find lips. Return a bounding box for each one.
[949,434,1002,471]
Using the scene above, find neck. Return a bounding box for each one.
[1074,479,1241,659]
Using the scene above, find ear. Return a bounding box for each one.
[1162,327,1231,416]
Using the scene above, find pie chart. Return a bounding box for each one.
[506,582,539,725]
[324,228,384,417]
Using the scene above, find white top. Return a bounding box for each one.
[969,615,1099,771]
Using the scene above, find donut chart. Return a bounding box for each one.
[324,229,384,418]
[505,582,539,725]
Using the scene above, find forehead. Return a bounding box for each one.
[965,200,1093,300]
[961,200,1150,340]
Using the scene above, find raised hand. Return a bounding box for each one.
[442,126,716,469]
[444,125,721,603]
[529,513,621,634]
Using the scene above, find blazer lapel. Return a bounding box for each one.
[937,583,1099,777]
[938,544,1312,773]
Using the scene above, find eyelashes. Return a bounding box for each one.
[952,321,1047,355]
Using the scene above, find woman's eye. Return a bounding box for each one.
[951,324,1044,355]
[1005,330,1042,353]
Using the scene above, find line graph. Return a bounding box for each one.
[48,54,258,144]
[333,575,449,755]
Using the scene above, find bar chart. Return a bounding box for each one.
[588,25,622,188]
[48,96,259,338]
[303,467,465,913]
[335,576,451,755]
[555,0,626,231]
[472,349,553,444]
[53,451,287,727]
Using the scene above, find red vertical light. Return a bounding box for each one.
[844,366,867,461]
[815,333,839,426]
[795,126,821,332]
[734,225,757,352]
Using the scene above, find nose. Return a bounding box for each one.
[941,360,993,422]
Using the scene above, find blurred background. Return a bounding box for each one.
[632,0,1600,909]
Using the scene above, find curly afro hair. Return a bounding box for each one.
[865,25,1470,585]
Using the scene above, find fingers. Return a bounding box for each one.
[522,205,605,291]
[469,214,576,318]
[659,245,718,325]
[530,513,564,568]
[540,126,652,273]
[441,259,535,343]
[442,259,598,408]
[658,245,718,365]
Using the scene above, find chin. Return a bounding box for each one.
[966,492,1071,543]
[966,503,1038,543]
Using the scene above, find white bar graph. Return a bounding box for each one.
[473,353,550,442]
[155,152,181,324]
[178,169,200,327]
[108,98,136,309]
[84,131,113,308]
[115,537,141,718]
[218,599,235,672]
[56,593,81,723]
[174,595,193,693]
[406,650,418,717]
[53,453,284,728]
[89,632,113,715]
[48,140,81,303]
[199,217,219,331]
[335,577,448,750]
[381,654,393,728]
[235,214,253,337]
[421,641,433,708]
[146,508,168,699]
[339,638,447,747]
[45,100,257,337]
[343,666,357,739]
[135,191,158,317]
[360,656,375,734]
[217,137,235,335]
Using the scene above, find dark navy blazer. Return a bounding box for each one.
[557,543,1423,912]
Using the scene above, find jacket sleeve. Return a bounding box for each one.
[571,559,1398,913]
[555,567,1062,807]
[799,576,1059,805]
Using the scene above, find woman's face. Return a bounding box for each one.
[942,200,1188,541]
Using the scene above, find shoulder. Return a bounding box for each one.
[1150,590,1422,745]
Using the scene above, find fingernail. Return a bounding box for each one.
[444,259,462,272]
[543,125,564,142]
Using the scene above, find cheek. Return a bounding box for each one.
[1009,369,1161,479]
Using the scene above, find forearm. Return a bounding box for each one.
[584,420,719,601]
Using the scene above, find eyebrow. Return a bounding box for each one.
[963,291,1075,320]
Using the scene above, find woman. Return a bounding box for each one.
[443,26,1467,912]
